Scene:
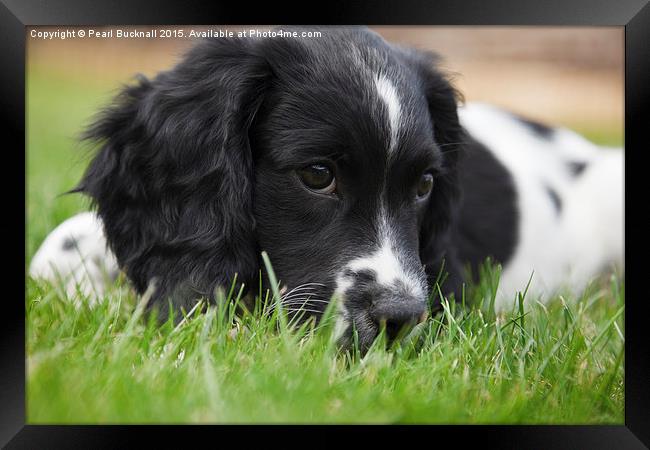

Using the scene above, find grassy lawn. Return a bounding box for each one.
[26,65,624,424]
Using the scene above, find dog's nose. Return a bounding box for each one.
[370,295,428,341]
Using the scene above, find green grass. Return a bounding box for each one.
[27,67,115,260]
[27,267,624,423]
[26,65,625,424]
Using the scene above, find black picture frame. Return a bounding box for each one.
[4,0,649,447]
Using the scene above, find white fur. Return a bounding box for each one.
[458,102,624,310]
[374,74,402,155]
[346,243,425,299]
[332,207,427,339]
[348,204,426,298]
[332,274,352,341]
[30,103,624,316]
[29,212,119,302]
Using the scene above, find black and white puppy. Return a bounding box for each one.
[29,27,624,350]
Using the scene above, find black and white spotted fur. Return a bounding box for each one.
[29,27,624,351]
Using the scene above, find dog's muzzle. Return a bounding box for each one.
[335,264,429,351]
[369,288,428,341]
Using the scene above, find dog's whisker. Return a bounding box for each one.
[280,285,328,301]
[282,293,328,302]
[267,291,324,306]
[280,297,328,307]
[281,283,327,294]
[282,297,330,305]
[437,141,466,148]
[285,282,327,289]
[282,288,326,298]
[283,307,324,315]
[281,286,322,297]
[264,304,324,317]
[266,291,330,316]
[282,295,328,306]
[281,292,324,304]
[280,288,323,300]
[281,302,327,311]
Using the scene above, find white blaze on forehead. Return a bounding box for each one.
[374,74,402,154]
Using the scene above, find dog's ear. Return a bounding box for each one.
[77,39,271,313]
[397,47,467,300]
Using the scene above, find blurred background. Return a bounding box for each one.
[27,26,623,260]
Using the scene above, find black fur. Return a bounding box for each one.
[448,136,518,283]
[62,237,77,251]
[78,38,269,315]
[568,160,588,177]
[513,114,555,139]
[77,27,518,344]
[544,184,563,215]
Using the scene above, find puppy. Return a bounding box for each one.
[29,27,624,350]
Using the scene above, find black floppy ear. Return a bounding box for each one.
[398,48,467,300]
[77,38,271,312]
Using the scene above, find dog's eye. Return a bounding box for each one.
[416,172,434,199]
[297,164,336,194]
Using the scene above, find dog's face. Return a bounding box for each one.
[79,27,463,351]
[251,46,450,348]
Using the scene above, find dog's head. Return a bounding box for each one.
[79,27,464,350]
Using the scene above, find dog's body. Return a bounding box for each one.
[29,28,623,350]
